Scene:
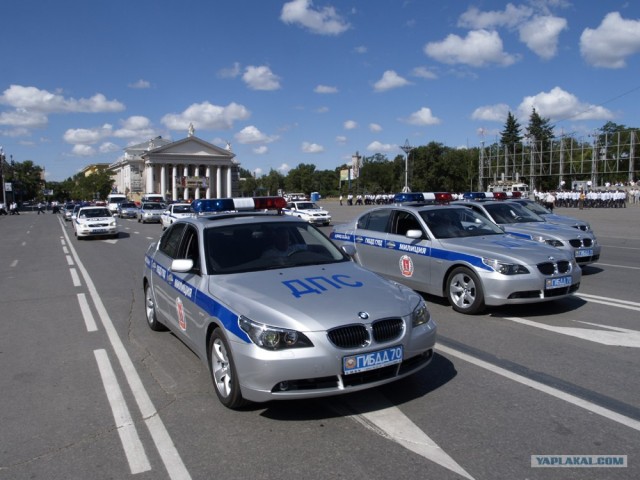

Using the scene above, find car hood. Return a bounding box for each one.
[541,213,587,228]
[207,262,420,332]
[436,235,572,263]
[501,221,590,240]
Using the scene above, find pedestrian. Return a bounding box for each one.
[339,194,343,206]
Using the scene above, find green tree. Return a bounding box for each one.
[500,111,523,146]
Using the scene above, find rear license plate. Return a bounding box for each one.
[575,249,593,257]
[546,276,572,289]
[343,346,403,375]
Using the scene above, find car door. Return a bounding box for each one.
[151,223,187,328]
[352,208,393,277]
[384,209,433,292]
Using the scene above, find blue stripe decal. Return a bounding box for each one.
[331,232,492,271]
[146,254,250,343]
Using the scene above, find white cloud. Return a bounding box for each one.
[128,79,150,89]
[458,4,533,29]
[218,62,241,78]
[519,16,567,59]
[336,135,347,144]
[517,86,613,121]
[0,108,48,128]
[0,85,125,113]
[343,120,357,130]
[234,125,277,144]
[425,30,518,67]
[369,123,382,132]
[373,70,411,91]
[301,141,324,153]
[354,45,367,54]
[402,107,441,126]
[277,163,291,174]
[72,144,95,156]
[411,66,438,80]
[161,101,250,130]
[471,103,511,122]
[253,145,268,154]
[366,141,395,153]
[280,0,350,35]
[242,65,281,90]
[63,124,113,144]
[99,142,120,154]
[580,12,640,68]
[314,85,338,94]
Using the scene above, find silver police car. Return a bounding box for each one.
[454,197,601,266]
[142,197,437,409]
[509,198,592,232]
[330,193,581,315]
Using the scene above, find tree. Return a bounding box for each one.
[500,111,523,146]
[525,108,554,147]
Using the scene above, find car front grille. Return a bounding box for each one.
[537,260,571,275]
[569,238,593,247]
[327,318,405,348]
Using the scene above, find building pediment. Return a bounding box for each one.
[145,136,235,160]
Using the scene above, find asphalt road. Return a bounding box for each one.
[0,202,638,480]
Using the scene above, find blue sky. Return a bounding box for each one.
[1,0,640,181]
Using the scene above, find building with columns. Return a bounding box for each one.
[109,129,240,202]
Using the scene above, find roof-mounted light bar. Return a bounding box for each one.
[462,192,486,200]
[394,192,425,203]
[191,196,287,215]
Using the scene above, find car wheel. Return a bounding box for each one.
[144,283,167,331]
[446,267,485,314]
[138,217,141,223]
[209,329,246,409]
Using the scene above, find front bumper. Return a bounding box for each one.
[230,318,437,403]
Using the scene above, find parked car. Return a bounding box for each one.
[137,202,165,223]
[330,194,581,314]
[143,196,437,408]
[283,200,331,226]
[454,198,601,266]
[508,198,592,232]
[117,201,139,219]
[160,203,194,230]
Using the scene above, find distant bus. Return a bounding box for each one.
[107,193,127,213]
[488,182,529,196]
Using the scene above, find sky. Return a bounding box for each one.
[1,0,640,182]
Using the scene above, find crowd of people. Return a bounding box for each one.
[533,189,637,209]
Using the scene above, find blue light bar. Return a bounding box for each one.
[462,192,486,200]
[190,196,287,215]
[393,192,425,203]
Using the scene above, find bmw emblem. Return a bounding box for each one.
[358,312,369,320]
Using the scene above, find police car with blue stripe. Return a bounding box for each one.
[143,196,437,408]
[330,192,581,315]
[453,193,600,266]
[160,202,194,230]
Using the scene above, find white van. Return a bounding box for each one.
[107,193,127,214]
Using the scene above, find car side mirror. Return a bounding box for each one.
[171,259,194,273]
[406,229,423,239]
[341,244,357,257]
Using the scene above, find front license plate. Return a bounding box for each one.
[92,229,107,233]
[546,276,572,289]
[343,346,403,375]
[575,249,593,257]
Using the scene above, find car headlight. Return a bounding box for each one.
[482,258,529,275]
[532,235,563,247]
[411,300,431,327]
[239,316,313,350]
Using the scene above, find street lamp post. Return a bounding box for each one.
[400,139,414,193]
[0,146,6,206]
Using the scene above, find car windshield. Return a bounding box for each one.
[173,205,192,214]
[294,202,318,209]
[143,203,163,210]
[204,221,347,274]
[483,202,544,224]
[420,208,503,239]
[80,208,111,218]
[515,200,550,215]
[120,202,136,209]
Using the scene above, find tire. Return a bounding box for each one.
[144,283,167,331]
[138,217,141,223]
[209,329,246,409]
[446,267,485,314]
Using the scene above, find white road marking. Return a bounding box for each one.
[77,293,97,332]
[503,317,640,348]
[65,255,74,266]
[10,259,18,267]
[70,267,81,287]
[577,293,640,310]
[94,349,150,474]
[436,344,640,433]
[60,223,191,480]
[593,262,640,270]
[342,391,474,480]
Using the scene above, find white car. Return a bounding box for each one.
[283,201,331,226]
[74,206,118,240]
[161,203,194,230]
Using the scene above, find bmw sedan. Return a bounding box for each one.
[454,199,601,266]
[143,197,437,408]
[330,199,581,314]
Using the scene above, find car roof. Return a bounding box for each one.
[176,212,306,231]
